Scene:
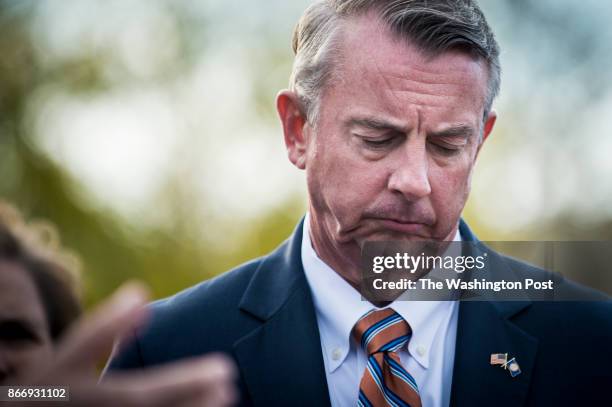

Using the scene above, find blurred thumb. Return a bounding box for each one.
[54,282,150,370]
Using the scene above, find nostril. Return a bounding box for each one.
[0,363,16,385]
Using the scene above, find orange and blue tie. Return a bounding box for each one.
[353,309,422,407]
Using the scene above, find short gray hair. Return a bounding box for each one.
[289,0,501,124]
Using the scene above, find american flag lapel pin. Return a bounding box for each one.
[490,353,507,366]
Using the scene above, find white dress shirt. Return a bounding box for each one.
[301,213,460,407]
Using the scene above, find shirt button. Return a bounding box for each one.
[332,348,342,361]
[416,346,426,357]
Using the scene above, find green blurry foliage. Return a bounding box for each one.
[0,2,305,307]
[2,1,612,308]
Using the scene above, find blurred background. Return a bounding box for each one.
[1,0,611,306]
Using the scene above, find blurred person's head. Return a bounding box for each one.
[0,202,81,384]
[277,0,500,284]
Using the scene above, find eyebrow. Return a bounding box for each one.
[347,117,408,134]
[429,124,476,139]
[348,118,476,139]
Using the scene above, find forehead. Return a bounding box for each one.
[0,261,47,329]
[325,13,489,127]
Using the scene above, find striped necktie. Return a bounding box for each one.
[353,308,422,407]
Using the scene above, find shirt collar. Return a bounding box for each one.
[301,213,460,373]
[301,213,371,373]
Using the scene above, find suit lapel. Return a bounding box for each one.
[451,220,538,407]
[450,300,538,407]
[233,220,331,407]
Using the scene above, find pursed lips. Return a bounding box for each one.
[366,216,434,235]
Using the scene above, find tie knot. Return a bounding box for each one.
[352,309,412,356]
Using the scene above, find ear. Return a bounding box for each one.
[276,90,309,170]
[475,109,497,158]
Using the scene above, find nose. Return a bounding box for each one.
[387,140,431,201]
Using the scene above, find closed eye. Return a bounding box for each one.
[428,141,463,155]
[355,131,404,150]
[362,138,395,148]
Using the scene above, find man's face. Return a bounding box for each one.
[0,261,53,384]
[304,16,494,256]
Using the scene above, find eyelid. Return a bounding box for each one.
[357,135,397,149]
[353,129,402,140]
[429,136,468,147]
[434,141,466,148]
[430,135,471,147]
[428,141,462,155]
[364,139,393,146]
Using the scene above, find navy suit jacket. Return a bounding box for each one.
[107,219,612,406]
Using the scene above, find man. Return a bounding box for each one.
[0,201,237,406]
[107,1,612,406]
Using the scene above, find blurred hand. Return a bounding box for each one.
[2,283,237,407]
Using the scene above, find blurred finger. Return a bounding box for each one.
[55,282,150,370]
[100,354,237,407]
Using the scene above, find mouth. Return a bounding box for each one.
[369,217,432,235]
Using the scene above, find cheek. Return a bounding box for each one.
[429,157,474,214]
[307,133,386,219]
